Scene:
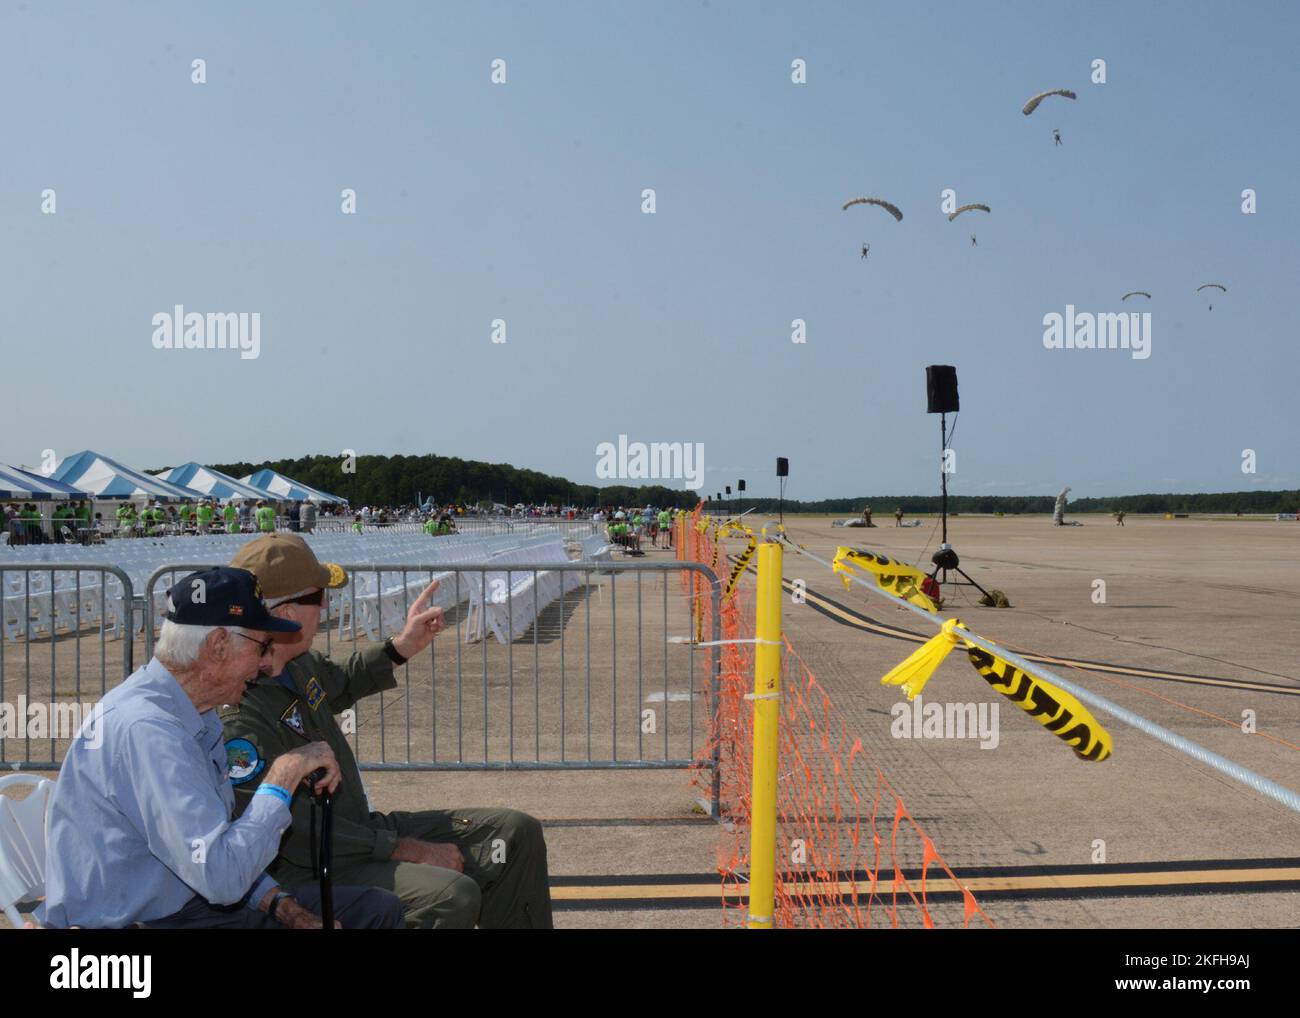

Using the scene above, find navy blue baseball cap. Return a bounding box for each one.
[165,567,301,633]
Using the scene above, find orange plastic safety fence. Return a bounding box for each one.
[685,515,993,929]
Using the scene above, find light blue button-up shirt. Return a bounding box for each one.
[41,657,291,928]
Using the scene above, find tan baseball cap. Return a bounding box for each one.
[229,533,346,598]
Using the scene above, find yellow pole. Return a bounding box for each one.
[748,541,782,929]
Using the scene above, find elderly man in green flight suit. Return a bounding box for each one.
[219,534,553,929]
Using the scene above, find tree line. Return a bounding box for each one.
[206,453,701,509]
[202,453,1299,515]
[716,491,1300,515]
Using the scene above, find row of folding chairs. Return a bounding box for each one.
[0,532,541,642]
[463,539,588,645]
[332,534,569,642]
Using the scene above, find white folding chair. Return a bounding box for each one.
[0,774,55,928]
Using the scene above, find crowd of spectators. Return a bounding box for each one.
[5,498,692,547]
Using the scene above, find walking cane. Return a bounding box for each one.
[306,768,335,930]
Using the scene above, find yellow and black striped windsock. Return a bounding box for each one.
[965,644,1113,761]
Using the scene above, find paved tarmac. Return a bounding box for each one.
[5,514,1297,928]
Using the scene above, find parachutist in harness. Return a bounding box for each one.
[860,243,870,260]
[970,235,977,247]
[1053,128,1062,146]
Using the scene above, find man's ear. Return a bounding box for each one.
[207,627,230,661]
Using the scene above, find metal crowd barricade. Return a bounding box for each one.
[0,563,135,769]
[142,559,724,815]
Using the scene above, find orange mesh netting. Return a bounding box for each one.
[682,506,992,929]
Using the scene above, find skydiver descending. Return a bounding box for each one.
[861,243,870,260]
[970,234,977,246]
[1053,128,1062,146]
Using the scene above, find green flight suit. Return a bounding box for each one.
[220,646,552,929]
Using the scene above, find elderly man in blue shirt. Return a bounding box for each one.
[40,567,402,929]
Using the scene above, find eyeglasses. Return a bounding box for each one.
[233,631,275,655]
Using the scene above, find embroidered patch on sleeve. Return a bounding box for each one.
[280,700,308,739]
[304,677,326,711]
[225,737,265,786]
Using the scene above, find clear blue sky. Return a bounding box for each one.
[2,0,1296,500]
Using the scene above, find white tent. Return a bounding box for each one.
[155,462,276,502]
[0,462,91,501]
[50,450,200,501]
[240,469,347,504]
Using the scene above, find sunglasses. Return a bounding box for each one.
[276,590,325,608]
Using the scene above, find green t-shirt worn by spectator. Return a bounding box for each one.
[256,506,276,531]
[351,520,363,534]
[657,510,670,528]
[422,518,437,535]
[197,505,214,525]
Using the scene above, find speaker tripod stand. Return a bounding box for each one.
[928,411,993,605]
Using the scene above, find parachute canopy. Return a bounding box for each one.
[1121,291,1151,301]
[1022,89,1077,116]
[841,196,903,222]
[947,203,990,222]
[1196,283,1227,293]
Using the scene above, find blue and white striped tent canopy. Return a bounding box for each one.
[50,450,201,501]
[0,462,91,500]
[241,469,347,504]
[154,462,276,502]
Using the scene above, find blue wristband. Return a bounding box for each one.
[254,783,292,807]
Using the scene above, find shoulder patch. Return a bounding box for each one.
[225,737,265,786]
[280,700,308,739]
[304,677,326,712]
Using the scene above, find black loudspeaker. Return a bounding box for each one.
[716,493,722,501]
[776,457,789,477]
[725,485,732,495]
[926,365,959,414]
[737,480,746,492]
